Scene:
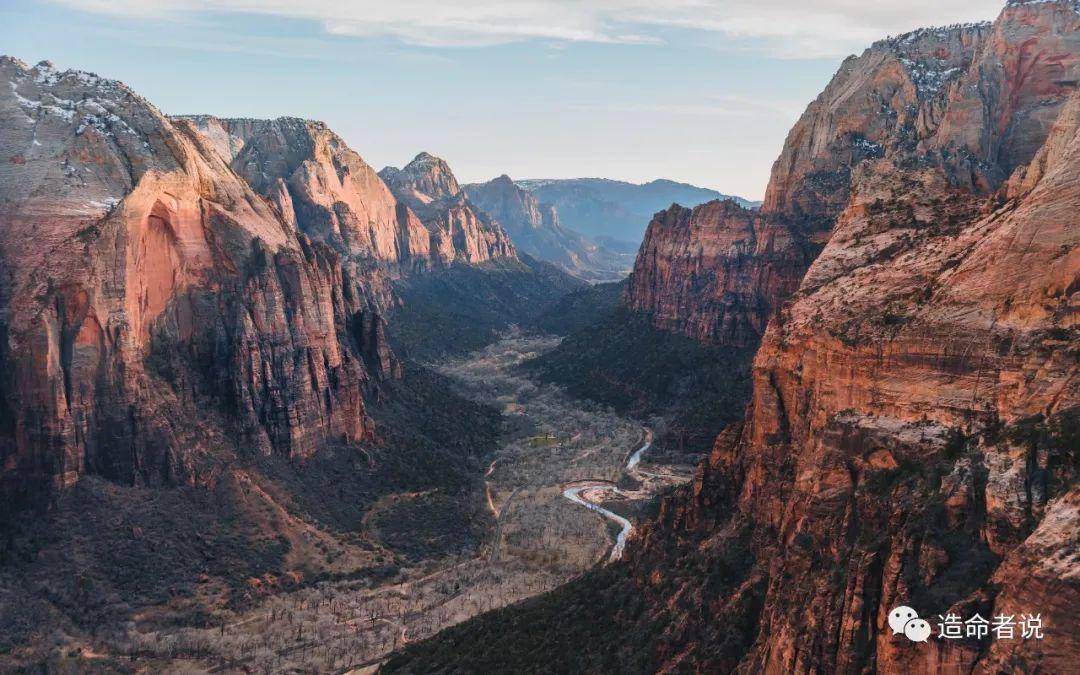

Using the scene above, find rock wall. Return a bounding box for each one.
[625,3,1080,672]
[624,200,813,348]
[625,0,1079,350]
[379,152,517,264]
[184,118,515,280]
[0,59,391,513]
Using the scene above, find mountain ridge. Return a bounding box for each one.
[515,176,759,245]
[387,2,1080,672]
[464,174,635,281]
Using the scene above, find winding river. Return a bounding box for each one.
[561,429,652,562]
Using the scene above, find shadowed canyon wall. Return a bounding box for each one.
[0,61,412,513]
[386,3,1079,673]
[628,2,1079,671]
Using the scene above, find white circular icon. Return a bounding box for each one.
[889,606,918,635]
[904,618,933,643]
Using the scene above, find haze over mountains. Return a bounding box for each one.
[391,0,1080,672]
[1,0,1077,673]
[516,177,759,246]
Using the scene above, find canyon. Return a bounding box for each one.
[389,1,1080,673]
[0,49,693,672]
[0,0,1077,673]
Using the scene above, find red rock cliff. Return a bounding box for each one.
[0,59,392,510]
[626,0,1079,350]
[625,200,813,348]
[625,2,1079,673]
[378,152,517,265]
[184,117,515,282]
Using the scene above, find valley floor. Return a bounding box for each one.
[68,333,690,673]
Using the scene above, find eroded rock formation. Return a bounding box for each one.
[626,0,1079,352]
[378,152,516,265]
[626,2,1080,672]
[0,59,391,511]
[625,200,812,348]
[183,118,515,278]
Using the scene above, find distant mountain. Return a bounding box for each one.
[463,175,634,282]
[378,152,517,264]
[181,117,516,273]
[515,177,759,245]
[388,3,1080,673]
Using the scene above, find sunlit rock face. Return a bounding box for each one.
[185,117,460,275]
[379,152,517,265]
[0,58,396,511]
[626,0,1079,353]
[625,2,1079,672]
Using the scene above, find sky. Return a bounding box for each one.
[1,1,1005,199]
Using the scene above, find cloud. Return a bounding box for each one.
[49,0,1005,57]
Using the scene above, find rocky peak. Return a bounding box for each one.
[379,152,516,265]
[622,3,1080,672]
[185,118,519,275]
[764,0,1079,219]
[378,151,462,206]
[182,115,437,278]
[626,0,1079,350]
[0,60,394,510]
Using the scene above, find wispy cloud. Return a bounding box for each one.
[50,0,1004,57]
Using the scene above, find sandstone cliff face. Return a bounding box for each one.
[624,200,812,348]
[0,59,390,511]
[626,3,1080,672]
[464,175,633,281]
[181,116,423,275]
[626,0,1080,350]
[378,153,516,265]
[766,0,1079,218]
[183,118,514,280]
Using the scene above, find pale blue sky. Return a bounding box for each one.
[2,1,1003,199]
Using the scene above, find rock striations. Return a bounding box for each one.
[626,0,1079,352]
[378,152,516,265]
[182,118,516,280]
[625,199,812,348]
[626,1,1080,672]
[0,61,429,513]
[385,3,1078,673]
